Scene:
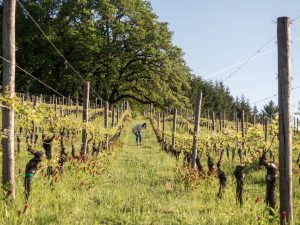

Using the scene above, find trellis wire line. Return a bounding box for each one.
[251,85,300,105]
[1,56,67,99]
[203,36,300,80]
[219,33,300,82]
[16,0,104,101]
[16,0,85,82]
[251,94,277,105]
[203,48,276,79]
[221,36,276,82]
[292,14,300,23]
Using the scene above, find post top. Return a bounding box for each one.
[277,17,290,21]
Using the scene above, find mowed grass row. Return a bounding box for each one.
[0,115,299,224]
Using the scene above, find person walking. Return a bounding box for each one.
[132,123,147,145]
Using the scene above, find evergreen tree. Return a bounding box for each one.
[261,100,278,118]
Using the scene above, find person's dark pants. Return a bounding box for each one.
[134,131,142,145]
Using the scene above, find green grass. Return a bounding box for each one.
[0,116,299,224]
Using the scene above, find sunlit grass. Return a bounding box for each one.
[0,115,299,224]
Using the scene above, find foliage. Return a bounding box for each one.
[0,94,129,144]
[0,0,191,108]
[261,100,278,118]
[188,76,252,122]
[1,116,298,224]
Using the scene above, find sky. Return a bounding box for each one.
[149,0,300,114]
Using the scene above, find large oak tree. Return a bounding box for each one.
[1,0,191,108]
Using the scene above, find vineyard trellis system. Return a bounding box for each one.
[1,89,131,209]
[146,18,295,223]
[1,0,299,223]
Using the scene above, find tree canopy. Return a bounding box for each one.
[0,0,253,116]
[188,76,252,119]
[1,0,191,108]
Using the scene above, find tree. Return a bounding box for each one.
[5,0,191,108]
[189,77,235,117]
[252,105,258,115]
[261,100,278,118]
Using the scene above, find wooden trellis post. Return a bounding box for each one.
[191,91,202,168]
[277,16,293,225]
[162,112,166,145]
[81,82,90,156]
[171,108,177,150]
[104,101,109,149]
[2,0,16,199]
[212,112,216,131]
[111,104,115,127]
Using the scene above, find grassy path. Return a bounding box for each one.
[90,117,185,224]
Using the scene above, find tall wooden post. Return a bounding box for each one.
[111,104,115,127]
[104,101,109,128]
[39,94,43,103]
[26,92,30,101]
[245,113,248,134]
[120,103,123,118]
[186,110,189,132]
[212,112,216,131]
[241,110,245,148]
[21,94,25,104]
[162,112,166,144]
[293,117,296,136]
[104,101,109,148]
[278,16,292,225]
[54,97,58,117]
[116,107,119,125]
[233,111,236,123]
[2,0,16,199]
[59,106,63,117]
[265,118,268,142]
[207,110,210,129]
[75,96,79,119]
[157,113,160,130]
[81,82,90,156]
[262,113,265,131]
[191,91,202,168]
[171,108,177,150]
[236,116,239,133]
[219,113,222,132]
[223,110,226,129]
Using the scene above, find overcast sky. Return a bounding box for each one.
[149,0,300,113]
